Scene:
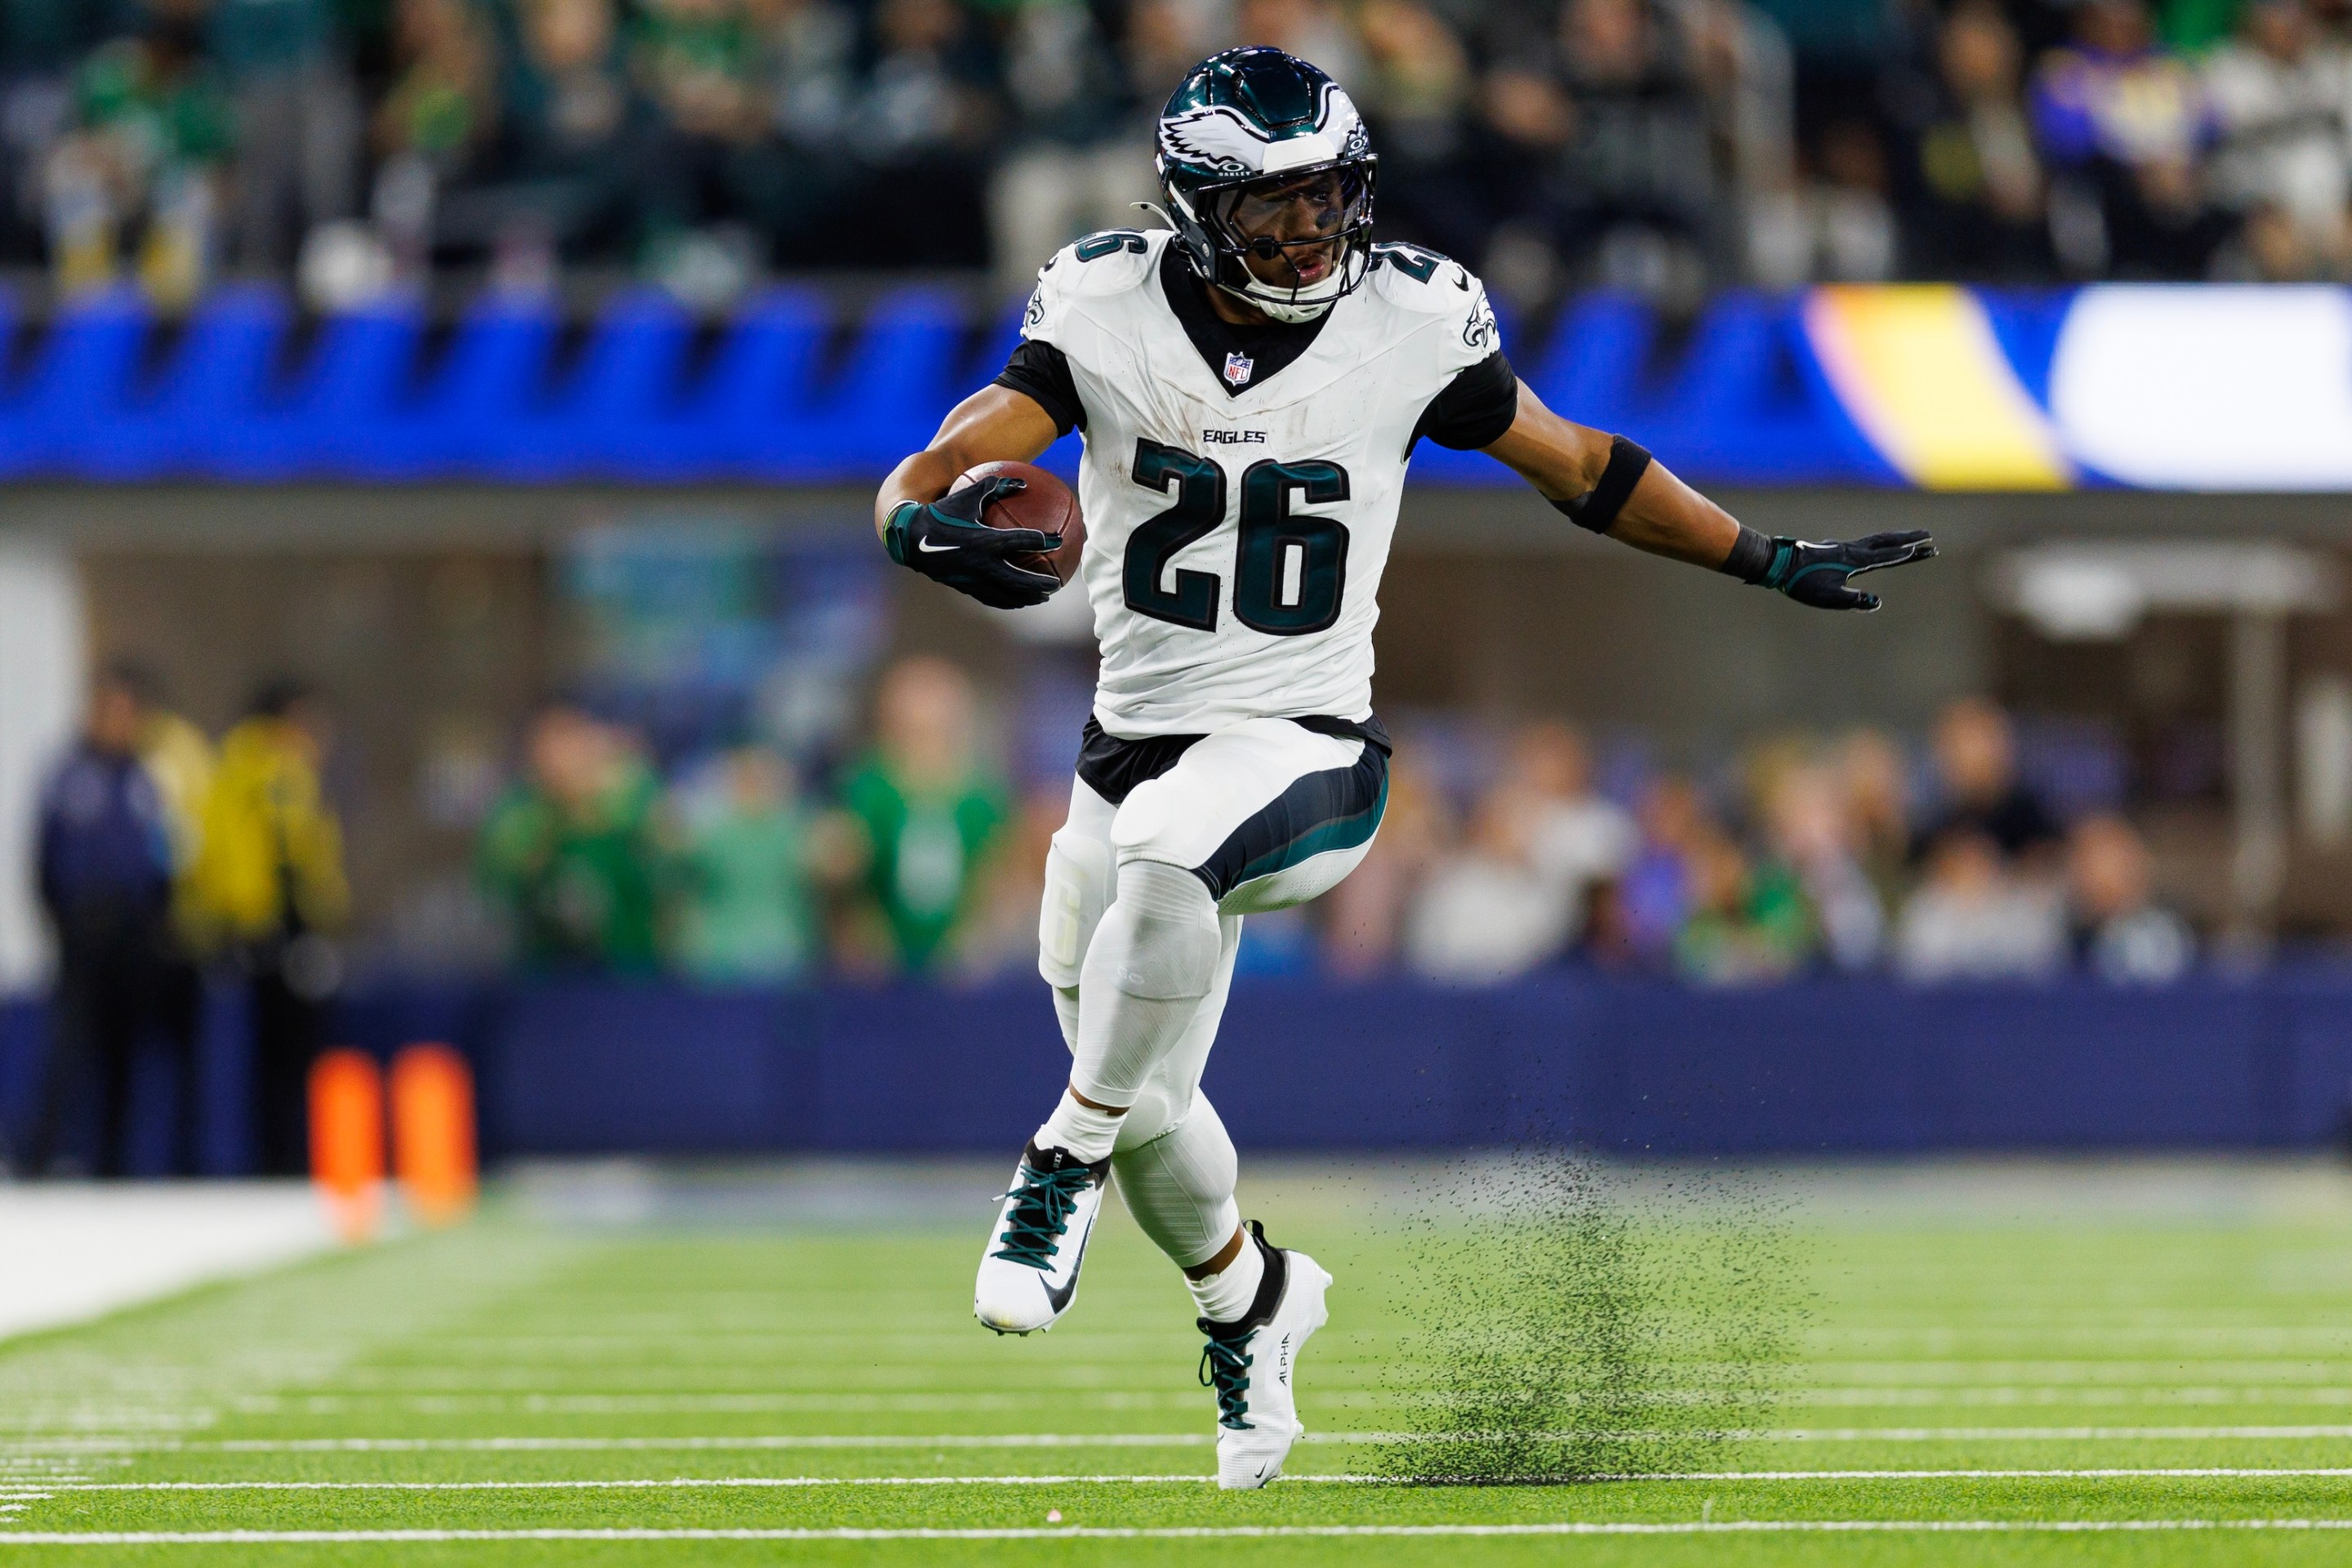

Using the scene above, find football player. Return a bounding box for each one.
[874,46,1934,1489]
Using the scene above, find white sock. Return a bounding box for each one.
[1187,1228,1266,1324]
[1036,1089,1125,1165]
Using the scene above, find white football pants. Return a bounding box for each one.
[1037,717,1388,1268]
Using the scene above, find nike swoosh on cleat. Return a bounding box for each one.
[1041,1225,1092,1316]
[916,540,959,553]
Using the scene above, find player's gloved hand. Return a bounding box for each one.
[884,477,1063,610]
[1751,530,1937,611]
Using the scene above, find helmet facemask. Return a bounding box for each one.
[1168,158,1378,324]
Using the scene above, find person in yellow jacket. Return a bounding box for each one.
[183,679,350,1176]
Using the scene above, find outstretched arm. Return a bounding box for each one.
[873,386,1066,610]
[1482,381,1936,610]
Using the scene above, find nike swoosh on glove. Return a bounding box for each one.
[1757,530,1938,611]
[885,475,1064,610]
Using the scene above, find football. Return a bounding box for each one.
[951,460,1085,587]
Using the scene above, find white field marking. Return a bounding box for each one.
[187,1393,1211,1417]
[384,1337,1205,1356]
[38,1468,2352,1491]
[42,1423,2352,1454]
[11,1521,2352,1544]
[1782,1365,2352,1384]
[193,1385,2352,1412]
[26,1388,2352,1436]
[206,1435,1218,1452]
[1808,1330,2352,1348]
[1746,1426,2352,1442]
[35,1477,1258,1492]
[259,1382,2352,1407]
[1784,1388,2352,1406]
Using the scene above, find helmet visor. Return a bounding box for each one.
[1203,163,1374,292]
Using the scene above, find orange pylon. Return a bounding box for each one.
[391,1044,478,1225]
[309,1049,385,1242]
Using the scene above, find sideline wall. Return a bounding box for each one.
[11,974,2352,1169]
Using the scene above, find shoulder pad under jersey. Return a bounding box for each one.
[1368,242,1500,359]
[1022,229,1168,342]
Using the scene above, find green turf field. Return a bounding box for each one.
[7,1157,2352,1564]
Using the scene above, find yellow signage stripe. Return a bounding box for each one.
[1805,285,2072,492]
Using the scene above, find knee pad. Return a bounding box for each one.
[1086,858,1219,1003]
[1038,828,1113,991]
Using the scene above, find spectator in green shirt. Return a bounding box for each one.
[670,746,817,984]
[44,0,235,301]
[835,657,1009,973]
[478,702,664,974]
[1673,831,1817,986]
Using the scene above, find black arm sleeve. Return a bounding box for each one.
[1410,350,1520,452]
[991,340,1086,438]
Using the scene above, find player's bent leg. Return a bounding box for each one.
[1196,1220,1334,1490]
[973,782,1125,1336]
[979,900,1236,1336]
[1111,1094,1241,1267]
[981,721,1379,1338]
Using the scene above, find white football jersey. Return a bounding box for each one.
[1018,229,1504,737]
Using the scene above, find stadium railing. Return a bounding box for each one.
[0,282,2344,489]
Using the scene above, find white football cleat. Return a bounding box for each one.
[1197,1221,1332,1490]
[973,1143,1111,1334]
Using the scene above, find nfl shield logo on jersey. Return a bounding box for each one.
[1223,352,1254,388]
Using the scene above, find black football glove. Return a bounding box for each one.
[1752,529,1937,611]
[884,475,1063,610]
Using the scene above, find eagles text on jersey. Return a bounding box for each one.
[995,229,1518,737]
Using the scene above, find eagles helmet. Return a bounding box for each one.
[1155,47,1378,324]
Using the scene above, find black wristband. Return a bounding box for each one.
[1548,435,1652,533]
[1720,523,1775,583]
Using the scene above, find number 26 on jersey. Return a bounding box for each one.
[1123,438,1351,637]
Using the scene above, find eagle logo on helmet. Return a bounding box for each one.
[1158,105,1269,177]
[1157,82,1365,179]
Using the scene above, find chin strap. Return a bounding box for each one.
[1130,201,1177,230]
[1221,279,1339,323]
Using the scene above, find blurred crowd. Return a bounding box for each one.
[7,0,2350,310]
[1343,695,2194,986]
[461,662,2198,990]
[474,655,1042,982]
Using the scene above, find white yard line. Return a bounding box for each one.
[1749,1425,2352,1441]
[118,1387,2352,1418]
[3,1423,2342,1454]
[18,1424,2352,1459]
[35,1477,1258,1491]
[32,1467,2352,1491]
[11,1519,2352,1543]
[206,1436,1219,1452]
